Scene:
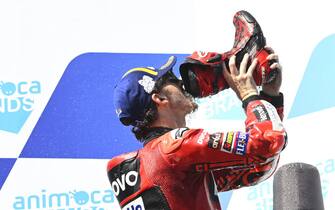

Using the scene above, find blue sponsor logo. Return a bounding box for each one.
[234,132,249,156]
[0,80,41,133]
[12,189,116,210]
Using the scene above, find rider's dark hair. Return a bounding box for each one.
[131,71,181,141]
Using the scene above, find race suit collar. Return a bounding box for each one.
[143,127,173,146]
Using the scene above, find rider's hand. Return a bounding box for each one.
[262,46,282,96]
[223,53,259,101]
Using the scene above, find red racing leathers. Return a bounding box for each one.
[107,94,287,210]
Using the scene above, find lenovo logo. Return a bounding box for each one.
[111,171,139,196]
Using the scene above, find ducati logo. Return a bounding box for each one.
[197,51,208,58]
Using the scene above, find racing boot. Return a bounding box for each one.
[179,10,278,98]
[224,10,278,85]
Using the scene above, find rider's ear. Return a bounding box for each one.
[152,93,167,105]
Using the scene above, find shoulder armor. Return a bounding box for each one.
[107,151,138,171]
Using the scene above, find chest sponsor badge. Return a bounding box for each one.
[122,196,145,210]
[208,133,222,149]
[221,132,235,153]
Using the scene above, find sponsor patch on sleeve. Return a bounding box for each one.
[262,100,284,131]
[233,132,249,156]
[208,133,223,149]
[197,131,208,145]
[253,104,271,122]
[221,132,235,153]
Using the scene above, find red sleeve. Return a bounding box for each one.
[154,99,287,173]
[211,155,280,191]
[260,91,284,120]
